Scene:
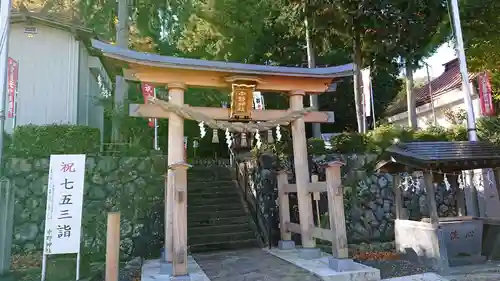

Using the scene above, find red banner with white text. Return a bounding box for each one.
[141,83,155,127]
[7,58,19,118]
[478,72,495,116]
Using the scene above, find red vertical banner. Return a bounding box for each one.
[141,83,155,127]
[478,72,495,116]
[7,58,19,118]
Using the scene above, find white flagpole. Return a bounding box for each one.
[153,88,159,150]
[369,80,376,129]
[449,0,477,141]
[0,0,13,174]
[449,0,479,217]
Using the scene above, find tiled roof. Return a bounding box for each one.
[387,59,478,115]
[375,141,500,172]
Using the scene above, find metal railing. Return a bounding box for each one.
[0,179,14,275]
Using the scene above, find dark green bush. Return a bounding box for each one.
[330,133,367,153]
[308,138,328,155]
[9,124,101,157]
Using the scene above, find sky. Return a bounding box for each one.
[412,42,457,79]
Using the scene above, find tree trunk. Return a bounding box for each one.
[405,61,417,129]
[304,14,321,138]
[353,36,365,133]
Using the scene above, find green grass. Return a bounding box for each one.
[0,253,104,281]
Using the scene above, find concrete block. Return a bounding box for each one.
[159,262,172,275]
[161,248,170,262]
[170,274,191,281]
[328,257,355,271]
[298,247,321,260]
[278,240,296,250]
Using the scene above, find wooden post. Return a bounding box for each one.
[105,212,120,281]
[289,90,315,248]
[324,162,348,258]
[423,172,439,224]
[171,162,191,277]
[312,175,321,226]
[393,174,403,220]
[277,171,291,241]
[166,82,189,277]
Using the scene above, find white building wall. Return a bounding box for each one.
[6,23,79,134]
[387,85,482,129]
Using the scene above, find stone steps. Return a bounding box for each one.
[187,166,260,253]
[188,230,256,245]
[189,238,260,253]
[188,216,251,227]
[188,223,253,235]
[188,203,243,213]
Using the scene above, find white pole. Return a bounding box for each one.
[41,254,47,281]
[369,79,376,129]
[76,252,81,280]
[0,0,13,174]
[153,88,159,150]
[449,0,479,217]
[450,0,477,141]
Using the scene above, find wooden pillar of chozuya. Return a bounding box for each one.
[164,82,190,277]
[290,89,316,248]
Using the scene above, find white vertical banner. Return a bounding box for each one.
[253,91,264,110]
[361,67,372,117]
[43,154,86,255]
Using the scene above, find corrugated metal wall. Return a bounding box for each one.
[6,23,80,133]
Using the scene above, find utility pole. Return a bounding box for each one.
[425,62,437,126]
[449,0,479,217]
[405,60,417,129]
[304,13,321,139]
[112,0,130,142]
[0,0,13,175]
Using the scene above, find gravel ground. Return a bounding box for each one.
[358,259,434,279]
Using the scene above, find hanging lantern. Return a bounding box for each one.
[241,132,248,147]
[198,121,206,138]
[267,130,274,143]
[276,125,282,142]
[212,128,219,143]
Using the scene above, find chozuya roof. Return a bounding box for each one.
[91,39,355,78]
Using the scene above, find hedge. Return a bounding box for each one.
[9,124,101,157]
[307,123,472,155]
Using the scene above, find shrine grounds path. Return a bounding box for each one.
[193,248,322,281]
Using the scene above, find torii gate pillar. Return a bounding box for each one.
[165,82,189,277]
[290,90,316,248]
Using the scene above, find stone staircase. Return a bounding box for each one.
[187,166,261,253]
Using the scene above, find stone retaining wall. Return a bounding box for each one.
[7,156,166,258]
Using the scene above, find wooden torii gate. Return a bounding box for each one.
[91,39,354,279]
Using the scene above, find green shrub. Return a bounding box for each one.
[308,138,328,155]
[477,116,500,144]
[413,125,449,142]
[365,124,414,153]
[330,133,367,153]
[9,124,101,157]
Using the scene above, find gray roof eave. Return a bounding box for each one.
[91,39,355,79]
